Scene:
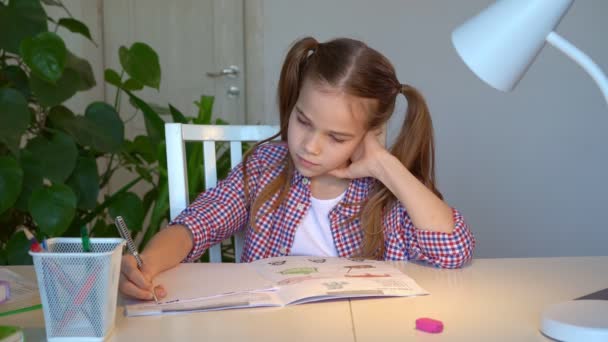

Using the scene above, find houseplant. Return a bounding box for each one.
[0,0,234,264]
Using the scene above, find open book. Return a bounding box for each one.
[125,256,428,316]
[0,268,41,317]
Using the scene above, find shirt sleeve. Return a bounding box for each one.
[401,207,475,268]
[169,149,263,262]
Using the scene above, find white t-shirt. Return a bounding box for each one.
[290,191,346,257]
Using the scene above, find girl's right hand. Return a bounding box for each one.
[118,254,167,300]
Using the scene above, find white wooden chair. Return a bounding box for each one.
[165,123,279,263]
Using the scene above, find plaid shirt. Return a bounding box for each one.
[171,143,475,268]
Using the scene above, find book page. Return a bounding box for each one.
[123,256,429,316]
[147,262,276,304]
[126,291,282,316]
[251,256,428,304]
[0,268,41,316]
[123,262,278,316]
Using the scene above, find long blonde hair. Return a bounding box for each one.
[243,37,441,259]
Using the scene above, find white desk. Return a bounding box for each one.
[3,257,607,341]
[1,266,355,342]
[351,257,608,341]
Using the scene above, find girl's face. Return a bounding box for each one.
[287,80,368,178]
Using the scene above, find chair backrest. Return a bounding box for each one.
[165,123,280,263]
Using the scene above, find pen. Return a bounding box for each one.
[114,216,159,303]
[23,228,43,253]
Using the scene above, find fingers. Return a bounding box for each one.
[119,273,155,300]
[119,273,167,300]
[121,255,152,290]
[119,255,167,300]
[328,168,350,179]
[154,285,167,299]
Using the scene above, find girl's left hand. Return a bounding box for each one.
[328,129,389,179]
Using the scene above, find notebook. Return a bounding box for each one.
[125,256,428,316]
[0,269,41,317]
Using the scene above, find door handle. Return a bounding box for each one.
[206,65,239,78]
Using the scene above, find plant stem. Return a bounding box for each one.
[100,165,122,189]
[59,1,74,18]
[76,175,144,227]
[99,154,115,188]
[124,108,140,123]
[113,71,125,110]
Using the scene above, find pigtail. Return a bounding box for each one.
[277,36,319,137]
[393,84,442,198]
[243,37,318,231]
[358,84,442,259]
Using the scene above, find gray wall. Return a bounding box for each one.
[254,0,608,258]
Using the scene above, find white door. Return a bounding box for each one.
[51,0,245,201]
[103,0,246,128]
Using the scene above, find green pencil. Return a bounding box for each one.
[81,225,91,252]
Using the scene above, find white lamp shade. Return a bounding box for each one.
[451,0,574,91]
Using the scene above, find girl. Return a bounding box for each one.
[120,37,475,300]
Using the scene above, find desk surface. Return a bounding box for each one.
[3,256,607,341]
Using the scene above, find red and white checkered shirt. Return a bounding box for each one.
[171,142,475,268]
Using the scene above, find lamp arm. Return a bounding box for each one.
[546,32,608,105]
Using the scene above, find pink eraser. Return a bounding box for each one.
[415,317,444,333]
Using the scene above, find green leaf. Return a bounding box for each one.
[1,65,31,98]
[141,180,169,249]
[29,68,79,107]
[0,156,23,215]
[6,231,32,265]
[215,118,228,125]
[66,155,99,210]
[122,78,144,91]
[0,88,30,156]
[29,183,76,236]
[41,0,62,6]
[46,105,76,130]
[186,142,203,200]
[20,32,67,83]
[169,104,188,123]
[142,188,158,217]
[157,141,167,174]
[125,90,165,143]
[65,51,95,91]
[57,18,95,43]
[0,0,47,54]
[90,219,118,238]
[49,103,124,153]
[26,131,77,183]
[135,164,153,183]
[104,68,122,87]
[119,42,161,89]
[131,135,157,163]
[118,46,129,70]
[194,95,214,124]
[108,192,144,232]
[15,149,44,210]
[82,102,124,152]
[29,51,95,106]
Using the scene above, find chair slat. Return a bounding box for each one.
[165,123,279,263]
[203,141,217,189]
[230,141,242,169]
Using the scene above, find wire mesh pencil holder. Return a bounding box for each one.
[29,238,125,341]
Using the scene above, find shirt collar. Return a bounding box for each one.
[290,167,372,216]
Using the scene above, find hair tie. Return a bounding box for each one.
[395,83,406,96]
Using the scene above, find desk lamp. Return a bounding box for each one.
[451,0,608,341]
